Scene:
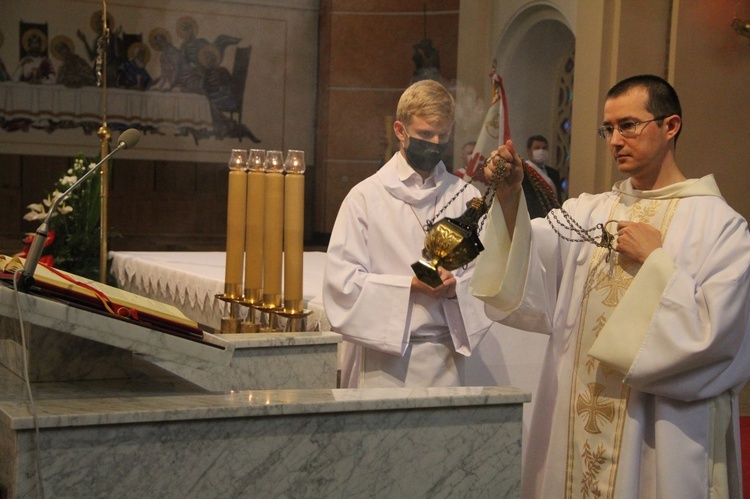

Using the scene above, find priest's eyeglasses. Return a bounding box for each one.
[597,116,669,140]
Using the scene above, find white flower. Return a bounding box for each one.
[23,212,47,221]
[26,202,45,212]
[60,175,78,187]
[23,203,47,221]
[43,191,62,208]
[57,205,73,215]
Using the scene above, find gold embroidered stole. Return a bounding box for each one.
[564,195,680,498]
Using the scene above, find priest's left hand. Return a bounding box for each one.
[615,221,662,264]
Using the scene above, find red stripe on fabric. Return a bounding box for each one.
[40,263,139,319]
[496,74,512,142]
[741,416,750,498]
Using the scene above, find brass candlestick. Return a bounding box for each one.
[217,290,260,334]
[238,288,262,333]
[216,288,242,334]
[277,299,313,333]
[255,294,282,332]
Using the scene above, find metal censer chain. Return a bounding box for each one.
[525,164,616,260]
[422,152,508,234]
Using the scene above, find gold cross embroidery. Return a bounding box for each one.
[576,382,615,434]
[595,263,629,307]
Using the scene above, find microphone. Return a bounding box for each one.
[17,128,142,291]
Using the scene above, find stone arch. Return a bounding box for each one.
[493,4,575,182]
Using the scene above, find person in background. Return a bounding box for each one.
[323,79,492,388]
[461,140,476,169]
[472,74,750,498]
[522,134,563,218]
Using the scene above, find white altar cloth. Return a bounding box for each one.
[109,251,329,333]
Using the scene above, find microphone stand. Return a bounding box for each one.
[17,130,140,291]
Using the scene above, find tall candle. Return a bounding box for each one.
[224,149,248,299]
[283,150,305,313]
[262,151,284,307]
[244,150,266,303]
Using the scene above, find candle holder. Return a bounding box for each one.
[277,299,313,332]
[215,293,243,334]
[255,297,283,332]
[284,150,305,174]
[217,290,264,333]
[229,148,248,170]
[247,148,265,172]
[238,288,262,333]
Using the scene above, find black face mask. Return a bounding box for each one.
[404,134,448,172]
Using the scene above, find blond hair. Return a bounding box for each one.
[396,80,455,126]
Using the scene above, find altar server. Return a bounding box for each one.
[323,79,493,388]
[472,74,750,498]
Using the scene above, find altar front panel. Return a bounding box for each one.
[0,363,528,498]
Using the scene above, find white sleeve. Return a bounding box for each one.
[322,191,412,356]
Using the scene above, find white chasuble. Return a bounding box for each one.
[566,196,679,498]
[471,175,750,499]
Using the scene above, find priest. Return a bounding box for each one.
[472,74,750,498]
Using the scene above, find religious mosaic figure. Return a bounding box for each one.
[117,41,152,90]
[51,35,96,88]
[14,23,55,84]
[0,31,10,82]
[175,16,209,93]
[148,27,185,91]
[175,16,241,95]
[198,44,259,142]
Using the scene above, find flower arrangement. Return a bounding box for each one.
[19,153,103,280]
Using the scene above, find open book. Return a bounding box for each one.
[0,255,206,342]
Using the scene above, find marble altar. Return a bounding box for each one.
[0,274,529,498]
[142,331,341,392]
[0,360,528,498]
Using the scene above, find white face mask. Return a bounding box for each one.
[531,149,549,164]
